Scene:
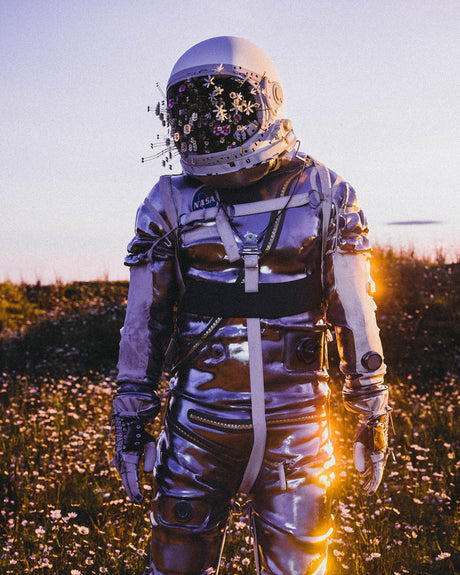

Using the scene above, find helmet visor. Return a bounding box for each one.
[166,75,261,157]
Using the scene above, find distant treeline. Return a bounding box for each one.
[0,247,458,388]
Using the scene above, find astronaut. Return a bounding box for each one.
[112,36,390,575]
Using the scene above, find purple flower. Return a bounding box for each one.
[168,99,175,109]
[179,84,186,93]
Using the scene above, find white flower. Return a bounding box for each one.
[243,101,255,115]
[365,552,381,561]
[435,552,451,561]
[214,104,228,122]
[231,99,244,113]
[203,75,215,88]
[212,85,224,96]
[74,524,90,535]
[214,64,224,73]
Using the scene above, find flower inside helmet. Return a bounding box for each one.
[167,75,262,157]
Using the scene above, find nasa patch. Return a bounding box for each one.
[191,189,218,211]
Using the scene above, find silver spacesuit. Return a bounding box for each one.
[112,36,390,575]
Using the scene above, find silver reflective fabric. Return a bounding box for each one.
[116,152,387,574]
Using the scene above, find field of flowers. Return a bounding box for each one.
[0,248,459,574]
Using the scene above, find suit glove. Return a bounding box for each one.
[353,411,390,495]
[112,391,161,504]
[343,382,391,496]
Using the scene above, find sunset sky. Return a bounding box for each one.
[1,0,459,283]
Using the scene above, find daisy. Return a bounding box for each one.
[203,75,215,88]
[214,104,228,122]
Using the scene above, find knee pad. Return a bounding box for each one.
[156,495,212,528]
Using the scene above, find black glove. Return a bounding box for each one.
[112,391,161,504]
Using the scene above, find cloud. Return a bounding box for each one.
[386,220,443,226]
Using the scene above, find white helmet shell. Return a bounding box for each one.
[166,36,296,179]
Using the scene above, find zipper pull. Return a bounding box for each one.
[277,462,287,491]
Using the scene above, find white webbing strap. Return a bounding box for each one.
[315,163,332,260]
[216,199,266,493]
[242,232,260,293]
[239,316,267,494]
[215,205,240,262]
[315,162,342,288]
[243,251,260,292]
[180,191,313,227]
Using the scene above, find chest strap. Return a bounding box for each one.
[180,190,317,227]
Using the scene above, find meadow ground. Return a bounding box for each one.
[0,247,458,574]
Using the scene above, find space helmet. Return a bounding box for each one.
[166,36,296,184]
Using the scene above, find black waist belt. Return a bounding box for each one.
[180,275,322,318]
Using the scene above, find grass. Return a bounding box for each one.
[0,247,459,574]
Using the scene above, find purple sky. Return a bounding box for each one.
[1,0,459,283]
